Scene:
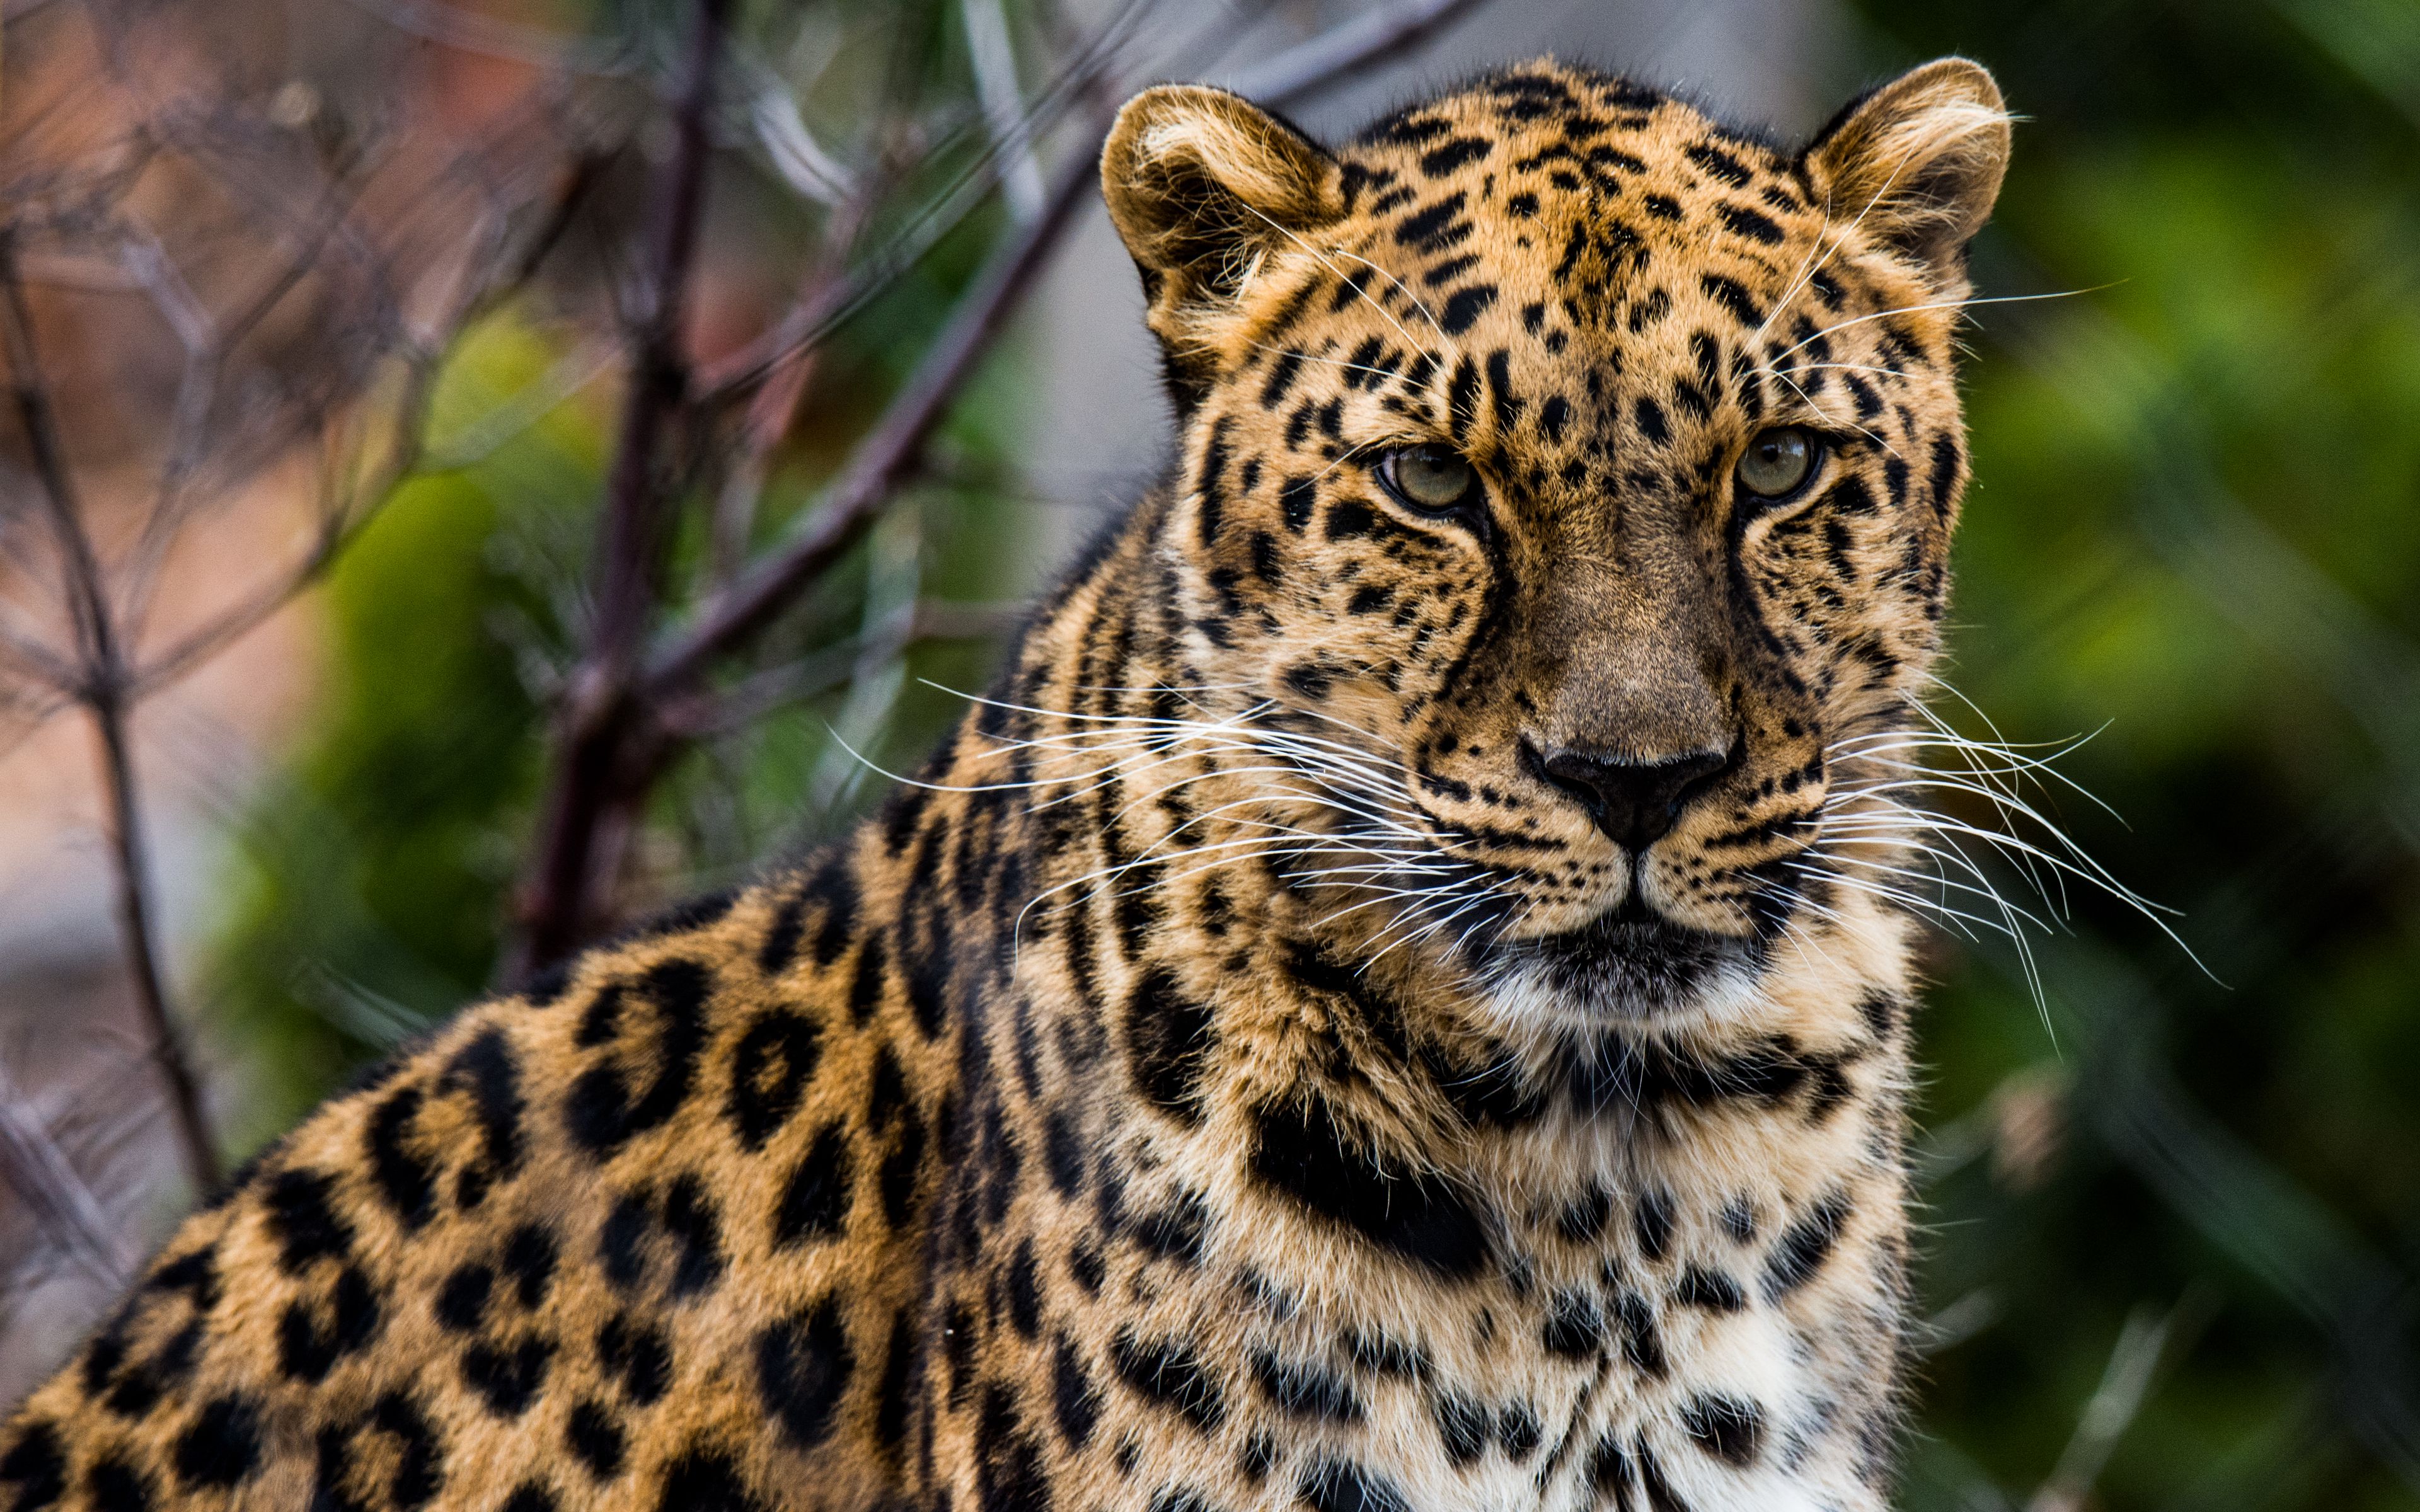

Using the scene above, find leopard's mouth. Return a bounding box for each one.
[1482,892,1763,1019]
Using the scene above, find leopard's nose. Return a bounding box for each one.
[1528,743,1733,850]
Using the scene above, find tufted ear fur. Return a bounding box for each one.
[1102,84,1344,404]
[1804,58,2010,296]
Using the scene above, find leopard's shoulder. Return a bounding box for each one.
[1,833,960,1512]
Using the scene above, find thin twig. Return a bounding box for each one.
[644,139,1099,698]
[2027,1297,2196,1512]
[686,0,1161,410]
[127,360,440,694]
[0,30,580,1201]
[125,151,597,698]
[509,0,732,975]
[701,173,890,589]
[0,236,222,1191]
[0,1059,129,1293]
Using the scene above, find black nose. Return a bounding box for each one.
[1532,743,1732,851]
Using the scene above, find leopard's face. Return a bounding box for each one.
[1103,60,2008,1025]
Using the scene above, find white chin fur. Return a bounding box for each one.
[1477,947,1767,1039]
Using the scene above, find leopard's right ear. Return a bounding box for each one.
[1804,58,2010,299]
[1101,84,1343,403]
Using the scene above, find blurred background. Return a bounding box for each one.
[1,0,2416,1507]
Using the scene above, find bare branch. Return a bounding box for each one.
[644,147,1095,699]
[700,171,892,591]
[0,0,640,1296]
[688,0,1162,408]
[492,0,1480,978]
[508,0,733,976]
[124,147,600,699]
[0,236,222,1189]
[0,609,82,692]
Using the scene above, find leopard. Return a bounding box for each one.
[1,54,2012,1512]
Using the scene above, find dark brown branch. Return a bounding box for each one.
[507,0,732,976]
[0,238,222,1192]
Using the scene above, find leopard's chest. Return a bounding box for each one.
[1216,1236,1878,1512]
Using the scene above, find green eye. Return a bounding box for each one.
[1736,427,1818,500]
[1379,444,1478,513]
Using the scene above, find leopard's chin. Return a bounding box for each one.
[1482,900,1764,1023]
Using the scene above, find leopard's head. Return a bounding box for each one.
[1100,58,2010,1024]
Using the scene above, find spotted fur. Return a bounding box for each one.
[3,57,2012,1512]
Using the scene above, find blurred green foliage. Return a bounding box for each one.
[199,1,2420,1506]
[1841,3,2420,1508]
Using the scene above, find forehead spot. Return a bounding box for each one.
[1715,203,1787,246]
[1420,138,1492,177]
[1683,142,1754,187]
[1487,71,1584,120]
[1424,253,1481,289]
[1368,112,1454,146]
[1396,193,1473,253]
[1589,144,1650,176]
[1699,275,1765,327]
[1438,285,1499,336]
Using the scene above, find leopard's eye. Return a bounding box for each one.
[1736,427,1818,500]
[1378,444,1478,514]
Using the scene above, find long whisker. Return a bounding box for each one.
[1753,121,1956,351]
[1765,287,2102,370]
[1810,684,2215,996]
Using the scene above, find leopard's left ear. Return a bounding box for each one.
[1102,84,1344,402]
[1804,58,2010,297]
